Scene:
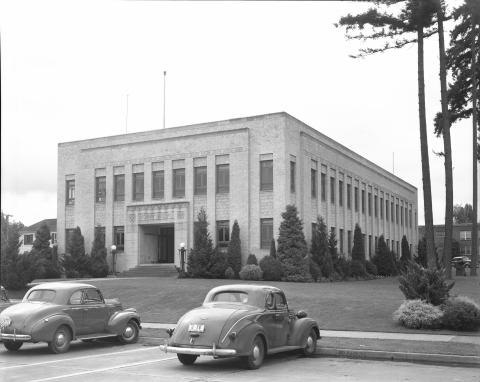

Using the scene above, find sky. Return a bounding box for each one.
[0,0,476,227]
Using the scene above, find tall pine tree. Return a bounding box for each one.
[90,228,109,278]
[187,208,215,278]
[29,223,61,279]
[62,226,90,278]
[226,220,241,276]
[351,224,365,263]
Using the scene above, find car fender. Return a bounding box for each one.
[30,313,75,342]
[289,318,319,347]
[107,309,141,334]
[229,321,267,356]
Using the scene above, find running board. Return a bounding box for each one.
[76,334,118,340]
[267,345,301,355]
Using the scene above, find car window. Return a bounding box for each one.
[83,289,103,304]
[69,290,83,305]
[265,293,275,310]
[26,290,56,302]
[274,293,287,310]
[212,292,248,304]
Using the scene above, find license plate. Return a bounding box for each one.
[188,324,205,333]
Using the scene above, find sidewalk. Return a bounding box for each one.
[140,323,480,367]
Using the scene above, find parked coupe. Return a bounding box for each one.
[0,282,141,353]
[159,284,320,369]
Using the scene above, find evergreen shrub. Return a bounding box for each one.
[224,266,235,279]
[307,255,321,282]
[226,221,241,276]
[393,300,443,329]
[442,296,480,331]
[239,264,263,281]
[372,236,398,276]
[247,254,258,265]
[259,255,283,281]
[365,260,378,276]
[206,249,228,279]
[350,260,368,279]
[335,257,351,280]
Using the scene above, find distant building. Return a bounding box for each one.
[19,219,57,253]
[418,223,480,256]
[57,112,418,273]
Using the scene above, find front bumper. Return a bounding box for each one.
[159,344,237,357]
[0,332,32,342]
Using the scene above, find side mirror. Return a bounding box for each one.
[296,310,307,319]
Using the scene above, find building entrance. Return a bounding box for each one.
[139,224,175,264]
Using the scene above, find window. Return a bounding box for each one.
[380,197,384,219]
[94,226,105,246]
[375,236,378,252]
[347,184,351,209]
[65,228,75,249]
[260,219,273,249]
[173,168,185,198]
[354,187,359,212]
[347,230,352,255]
[69,290,82,305]
[290,161,296,193]
[386,199,390,220]
[409,209,412,228]
[114,226,124,251]
[216,164,229,193]
[396,204,399,224]
[401,206,404,226]
[66,180,75,205]
[460,231,472,241]
[391,201,394,222]
[374,195,378,217]
[51,232,57,244]
[396,241,400,256]
[339,181,344,207]
[387,239,390,248]
[24,234,34,245]
[339,229,344,254]
[95,176,106,203]
[133,172,144,201]
[194,166,207,195]
[368,193,372,216]
[362,190,365,214]
[311,168,317,198]
[368,235,372,257]
[260,160,273,191]
[152,170,164,199]
[330,177,335,204]
[321,173,326,201]
[217,221,230,247]
[84,289,103,304]
[114,174,125,201]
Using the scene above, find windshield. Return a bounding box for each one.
[26,289,56,302]
[212,291,249,304]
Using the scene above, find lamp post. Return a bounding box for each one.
[111,245,117,276]
[178,243,186,272]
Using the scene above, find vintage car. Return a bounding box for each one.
[0,282,141,353]
[159,284,320,369]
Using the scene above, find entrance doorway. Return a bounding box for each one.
[140,224,175,264]
[157,226,174,263]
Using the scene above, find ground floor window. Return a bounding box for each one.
[260,219,273,249]
[217,220,230,248]
[95,226,106,246]
[65,229,75,250]
[114,226,125,251]
[23,234,34,245]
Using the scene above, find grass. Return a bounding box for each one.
[7,274,480,334]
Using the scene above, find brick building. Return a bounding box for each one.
[57,112,418,273]
[19,219,57,254]
[419,223,480,257]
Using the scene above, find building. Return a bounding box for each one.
[418,223,480,257]
[19,219,57,254]
[57,112,418,273]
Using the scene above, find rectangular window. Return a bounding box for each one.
[396,241,400,256]
[114,174,125,201]
[216,164,230,193]
[114,226,125,251]
[347,230,352,255]
[380,197,384,219]
[260,219,273,249]
[290,161,296,193]
[65,228,75,249]
[368,192,372,216]
[339,229,344,254]
[460,231,472,240]
[401,206,404,226]
[354,187,359,212]
[51,232,57,244]
[217,221,230,247]
[368,235,372,257]
[311,168,317,198]
[339,181,344,207]
[94,226,105,245]
[66,180,75,205]
[260,160,273,191]
[194,166,207,195]
[396,204,399,224]
[321,173,326,201]
[386,199,390,220]
[374,195,378,217]
[391,201,394,222]
[173,168,185,198]
[23,234,34,245]
[362,190,365,214]
[95,176,106,203]
[133,172,144,201]
[330,177,335,204]
[152,170,164,199]
[347,184,351,209]
[409,209,412,228]
[375,236,378,252]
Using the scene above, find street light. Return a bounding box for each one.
[178,242,186,272]
[111,245,117,275]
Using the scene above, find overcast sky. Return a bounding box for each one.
[1,0,475,227]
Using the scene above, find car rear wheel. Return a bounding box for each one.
[48,325,71,354]
[118,320,139,344]
[4,341,23,351]
[243,335,265,370]
[302,328,317,356]
[177,353,198,365]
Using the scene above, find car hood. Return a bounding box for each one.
[172,304,258,347]
[0,301,60,331]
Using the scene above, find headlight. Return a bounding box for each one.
[0,316,12,329]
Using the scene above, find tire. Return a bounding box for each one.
[48,325,71,354]
[4,341,23,351]
[118,320,139,344]
[177,353,198,365]
[301,328,317,356]
[243,335,265,370]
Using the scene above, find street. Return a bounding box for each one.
[0,341,478,382]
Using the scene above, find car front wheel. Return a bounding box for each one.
[4,341,23,351]
[243,335,265,370]
[48,325,71,354]
[118,320,139,344]
[177,353,198,365]
[302,328,317,356]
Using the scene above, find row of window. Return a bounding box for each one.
[23,233,57,246]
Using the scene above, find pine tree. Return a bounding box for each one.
[400,235,412,272]
[372,235,398,276]
[310,217,334,279]
[269,238,277,259]
[226,220,241,276]
[29,223,61,279]
[277,205,310,282]
[416,237,428,267]
[351,224,365,263]
[90,228,109,278]
[62,226,91,278]
[187,208,215,278]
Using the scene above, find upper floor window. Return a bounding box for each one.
[133,172,144,201]
[395,204,399,224]
[114,226,125,251]
[194,166,207,195]
[391,201,394,222]
[152,170,164,199]
[339,181,344,207]
[354,187,359,212]
[66,180,75,205]
[114,174,125,201]
[290,161,296,193]
[260,218,273,249]
[380,197,384,219]
[347,184,351,209]
[217,220,230,247]
[374,195,378,217]
[460,231,472,241]
[95,176,106,203]
[330,177,335,204]
[311,168,317,198]
[260,160,273,191]
[361,190,365,214]
[216,164,229,193]
[401,206,404,225]
[24,234,34,245]
[321,173,326,201]
[173,168,185,198]
[386,199,390,220]
[368,192,372,216]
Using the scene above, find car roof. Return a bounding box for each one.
[207,284,282,294]
[29,282,96,291]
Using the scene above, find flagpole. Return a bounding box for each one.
[163,71,166,129]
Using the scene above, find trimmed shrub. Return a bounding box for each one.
[61,227,91,278]
[398,261,454,306]
[372,236,398,276]
[226,221,241,276]
[239,264,263,281]
[307,255,321,282]
[393,299,443,329]
[350,260,368,279]
[259,255,283,281]
[247,254,258,265]
[335,257,351,280]
[224,266,235,279]
[442,296,480,331]
[365,260,378,276]
[206,249,228,279]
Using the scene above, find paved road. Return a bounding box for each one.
[0,341,478,382]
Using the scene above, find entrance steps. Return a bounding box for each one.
[122,264,178,278]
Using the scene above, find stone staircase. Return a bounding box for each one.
[121,264,178,278]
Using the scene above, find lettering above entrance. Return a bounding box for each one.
[127,202,189,224]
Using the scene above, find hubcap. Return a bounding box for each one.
[252,345,260,360]
[124,325,134,338]
[56,333,66,346]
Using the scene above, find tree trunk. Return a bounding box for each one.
[471,20,478,276]
[417,25,436,270]
[437,3,453,278]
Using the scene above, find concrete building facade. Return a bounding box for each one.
[57,112,418,272]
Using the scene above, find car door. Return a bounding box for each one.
[81,288,110,334]
[261,292,290,349]
[64,290,86,335]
